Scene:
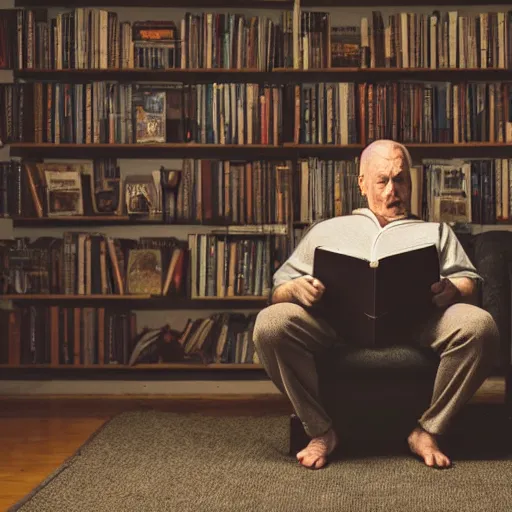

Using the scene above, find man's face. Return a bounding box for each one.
[358,146,412,225]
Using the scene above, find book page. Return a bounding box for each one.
[371,221,440,262]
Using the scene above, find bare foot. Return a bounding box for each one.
[408,426,451,468]
[296,428,338,469]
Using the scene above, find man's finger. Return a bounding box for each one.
[431,281,443,293]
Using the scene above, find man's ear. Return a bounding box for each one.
[358,175,366,196]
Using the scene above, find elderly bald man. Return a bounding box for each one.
[253,139,499,470]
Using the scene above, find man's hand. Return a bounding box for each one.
[272,275,325,307]
[431,278,460,308]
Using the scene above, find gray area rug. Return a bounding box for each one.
[10,409,512,512]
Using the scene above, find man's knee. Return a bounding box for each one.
[449,303,500,355]
[253,302,306,348]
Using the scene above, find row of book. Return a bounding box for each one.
[179,313,259,364]
[0,307,260,366]
[293,158,507,226]
[0,236,187,296]
[0,159,292,226]
[0,306,137,365]
[0,233,289,298]
[0,160,123,219]
[176,159,291,225]
[188,234,288,298]
[295,158,365,223]
[1,156,509,225]
[0,9,294,71]
[294,82,512,145]
[4,81,512,146]
[0,82,282,145]
[422,159,499,226]
[362,11,512,70]
[4,8,512,71]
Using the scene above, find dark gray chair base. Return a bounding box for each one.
[289,345,439,455]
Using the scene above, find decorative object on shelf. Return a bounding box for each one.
[133,20,181,69]
[124,174,162,219]
[330,25,361,67]
[92,159,122,215]
[423,159,472,224]
[126,248,163,295]
[160,165,181,223]
[45,168,84,217]
[133,87,166,143]
[30,162,94,217]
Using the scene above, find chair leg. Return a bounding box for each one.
[289,413,310,456]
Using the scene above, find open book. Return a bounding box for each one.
[312,242,440,348]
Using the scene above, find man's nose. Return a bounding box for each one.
[384,180,397,195]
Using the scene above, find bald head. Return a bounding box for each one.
[358,139,412,227]
[359,140,412,180]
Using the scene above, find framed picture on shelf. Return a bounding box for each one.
[44,170,84,217]
[133,88,166,143]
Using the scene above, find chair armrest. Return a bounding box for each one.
[473,232,512,372]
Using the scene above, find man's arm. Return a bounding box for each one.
[433,224,481,307]
[271,282,295,304]
[270,224,326,306]
[449,276,476,300]
[271,276,325,306]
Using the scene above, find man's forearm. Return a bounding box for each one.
[449,277,477,303]
[271,282,295,304]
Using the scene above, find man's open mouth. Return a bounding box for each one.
[387,201,402,208]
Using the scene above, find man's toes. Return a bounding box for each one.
[311,456,327,469]
[424,454,435,467]
[300,454,326,469]
[434,453,451,468]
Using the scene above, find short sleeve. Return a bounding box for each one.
[271,223,320,293]
[439,223,482,281]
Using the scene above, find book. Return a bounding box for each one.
[312,243,440,348]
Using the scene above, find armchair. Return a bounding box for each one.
[289,231,512,455]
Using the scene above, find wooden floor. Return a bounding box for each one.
[0,378,505,510]
[0,394,293,510]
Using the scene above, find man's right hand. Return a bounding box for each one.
[273,275,326,307]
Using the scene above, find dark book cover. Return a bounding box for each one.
[313,244,440,347]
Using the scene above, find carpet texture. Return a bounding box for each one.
[10,409,512,512]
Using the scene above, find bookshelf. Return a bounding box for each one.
[0,295,269,308]
[14,68,512,83]
[12,0,512,6]
[13,68,512,83]
[10,143,512,160]
[2,0,512,377]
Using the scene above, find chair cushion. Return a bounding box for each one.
[317,344,439,378]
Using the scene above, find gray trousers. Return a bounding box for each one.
[253,302,500,438]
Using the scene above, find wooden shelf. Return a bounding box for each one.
[9,143,295,159]
[15,68,279,84]
[0,295,268,309]
[13,67,512,84]
[15,0,292,7]
[13,0,512,6]
[11,142,512,159]
[286,143,512,159]
[0,363,264,370]
[11,217,288,232]
[301,0,512,5]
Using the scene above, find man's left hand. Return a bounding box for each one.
[431,278,460,308]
